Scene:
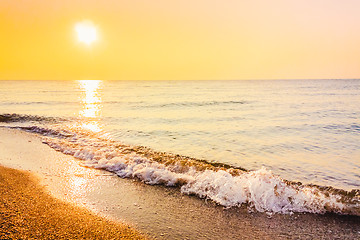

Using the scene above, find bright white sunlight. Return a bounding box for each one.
[75,21,97,45]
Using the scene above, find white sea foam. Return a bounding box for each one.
[36,126,359,215]
[181,168,348,214]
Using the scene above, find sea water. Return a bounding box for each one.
[0,79,359,215]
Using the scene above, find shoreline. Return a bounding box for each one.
[0,165,147,239]
[0,127,359,239]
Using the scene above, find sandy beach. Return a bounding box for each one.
[0,127,359,239]
[0,165,147,239]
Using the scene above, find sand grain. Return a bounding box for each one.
[0,165,148,239]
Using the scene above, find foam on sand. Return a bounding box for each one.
[13,125,358,216]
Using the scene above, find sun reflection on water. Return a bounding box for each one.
[78,80,103,133]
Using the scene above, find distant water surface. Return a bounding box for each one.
[0,79,359,191]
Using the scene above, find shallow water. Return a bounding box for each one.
[1,79,359,191]
[1,128,359,239]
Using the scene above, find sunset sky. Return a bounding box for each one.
[1,0,360,80]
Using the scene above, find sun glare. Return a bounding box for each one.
[78,80,102,118]
[77,80,103,133]
[75,21,97,45]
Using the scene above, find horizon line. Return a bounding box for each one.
[1,78,360,81]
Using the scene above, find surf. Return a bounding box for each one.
[3,117,357,216]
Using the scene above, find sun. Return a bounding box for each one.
[75,21,97,45]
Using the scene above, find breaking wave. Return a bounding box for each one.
[12,124,360,216]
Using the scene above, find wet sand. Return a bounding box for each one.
[0,165,147,239]
[0,127,359,239]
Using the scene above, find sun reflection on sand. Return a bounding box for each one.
[63,166,92,200]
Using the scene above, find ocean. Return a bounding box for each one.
[0,79,359,216]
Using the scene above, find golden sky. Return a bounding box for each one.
[1,0,360,80]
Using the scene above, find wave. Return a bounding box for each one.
[323,123,360,133]
[12,124,360,216]
[137,100,249,109]
[0,113,66,123]
[0,101,77,106]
